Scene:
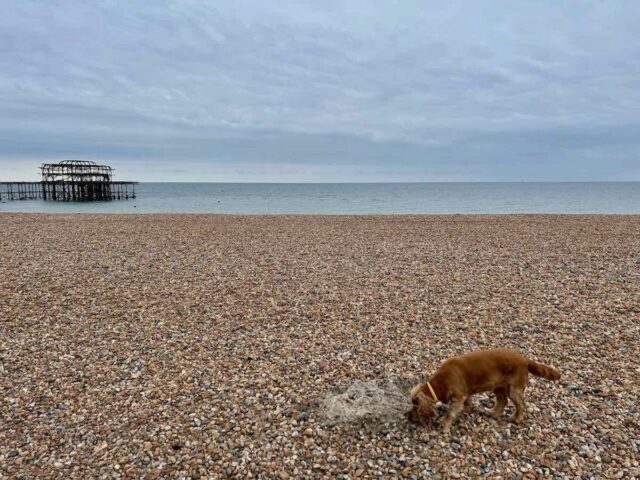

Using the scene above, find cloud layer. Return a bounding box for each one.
[1,1,639,181]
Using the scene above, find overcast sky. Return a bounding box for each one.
[1,1,639,182]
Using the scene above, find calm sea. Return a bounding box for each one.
[1,183,640,214]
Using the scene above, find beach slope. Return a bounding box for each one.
[1,214,638,478]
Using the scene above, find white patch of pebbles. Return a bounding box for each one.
[318,376,419,428]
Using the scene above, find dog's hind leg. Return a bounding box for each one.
[487,388,507,419]
[508,387,526,424]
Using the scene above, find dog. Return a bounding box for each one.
[407,349,561,432]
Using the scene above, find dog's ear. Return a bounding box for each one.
[410,387,431,409]
[410,383,424,399]
[413,390,436,420]
[415,391,429,404]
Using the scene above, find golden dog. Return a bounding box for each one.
[408,349,561,432]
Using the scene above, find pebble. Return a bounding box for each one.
[1,214,638,478]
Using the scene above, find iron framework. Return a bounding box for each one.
[0,160,137,202]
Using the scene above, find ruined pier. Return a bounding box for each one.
[0,160,137,202]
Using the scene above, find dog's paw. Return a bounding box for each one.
[511,415,525,425]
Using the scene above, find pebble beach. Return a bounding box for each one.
[1,213,639,479]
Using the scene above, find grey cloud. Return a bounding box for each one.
[1,0,639,180]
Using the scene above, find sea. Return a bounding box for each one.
[1,182,640,214]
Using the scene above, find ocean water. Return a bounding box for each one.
[1,182,640,214]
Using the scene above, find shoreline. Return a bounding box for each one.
[2,211,640,217]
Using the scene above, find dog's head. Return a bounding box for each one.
[407,383,437,424]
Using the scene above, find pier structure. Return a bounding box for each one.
[0,160,137,202]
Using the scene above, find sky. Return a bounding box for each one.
[1,1,639,182]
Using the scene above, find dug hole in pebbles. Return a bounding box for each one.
[318,375,422,429]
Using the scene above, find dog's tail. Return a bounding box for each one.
[528,360,561,381]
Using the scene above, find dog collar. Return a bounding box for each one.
[426,382,439,403]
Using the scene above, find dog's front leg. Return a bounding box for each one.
[463,396,474,412]
[441,397,465,433]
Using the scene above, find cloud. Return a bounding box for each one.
[1,0,639,181]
